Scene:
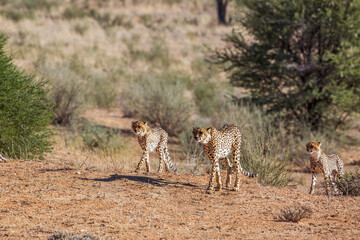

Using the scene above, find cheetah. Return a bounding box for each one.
[192,124,256,194]
[306,141,344,195]
[132,121,177,173]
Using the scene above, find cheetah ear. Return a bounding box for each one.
[206,127,212,133]
[318,141,321,146]
[144,121,148,126]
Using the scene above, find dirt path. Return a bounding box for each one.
[0,160,359,239]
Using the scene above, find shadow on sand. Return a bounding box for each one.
[80,174,202,189]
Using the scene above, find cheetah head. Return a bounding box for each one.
[306,141,321,155]
[192,127,211,144]
[132,121,149,136]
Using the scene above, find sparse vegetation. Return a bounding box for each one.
[336,170,360,196]
[122,71,192,136]
[47,231,100,240]
[278,204,313,223]
[41,62,85,125]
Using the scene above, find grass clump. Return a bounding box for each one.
[63,8,133,29]
[278,204,313,223]
[77,120,126,152]
[0,34,53,159]
[122,71,192,136]
[47,231,100,240]
[0,0,56,21]
[336,170,360,196]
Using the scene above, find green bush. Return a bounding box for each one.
[212,0,360,131]
[336,170,360,196]
[122,71,192,136]
[0,34,53,159]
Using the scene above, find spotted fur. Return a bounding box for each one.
[132,121,177,173]
[306,141,344,195]
[0,153,7,162]
[192,124,256,194]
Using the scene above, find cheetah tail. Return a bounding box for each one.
[165,148,178,173]
[240,166,257,178]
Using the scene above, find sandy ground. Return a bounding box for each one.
[0,160,359,240]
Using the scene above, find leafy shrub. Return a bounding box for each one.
[278,204,313,223]
[335,170,360,196]
[0,34,53,159]
[212,0,360,132]
[122,72,192,136]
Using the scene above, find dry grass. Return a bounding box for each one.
[47,231,100,240]
[277,204,313,223]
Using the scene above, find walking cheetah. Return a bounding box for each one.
[132,121,177,173]
[192,124,256,194]
[306,141,344,195]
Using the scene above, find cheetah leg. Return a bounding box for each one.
[309,173,317,194]
[156,147,164,173]
[135,149,149,173]
[215,160,222,191]
[330,173,340,195]
[232,147,241,191]
[221,158,232,188]
[207,158,219,194]
[164,147,171,172]
[323,173,331,196]
[156,147,169,173]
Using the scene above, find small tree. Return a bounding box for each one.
[212,0,360,131]
[0,34,53,159]
[216,0,231,25]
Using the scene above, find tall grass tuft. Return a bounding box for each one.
[335,170,360,196]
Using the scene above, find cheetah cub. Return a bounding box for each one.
[193,124,256,194]
[132,121,177,173]
[306,141,344,195]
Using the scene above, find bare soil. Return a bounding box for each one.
[0,160,359,240]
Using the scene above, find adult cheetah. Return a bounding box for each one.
[193,124,256,194]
